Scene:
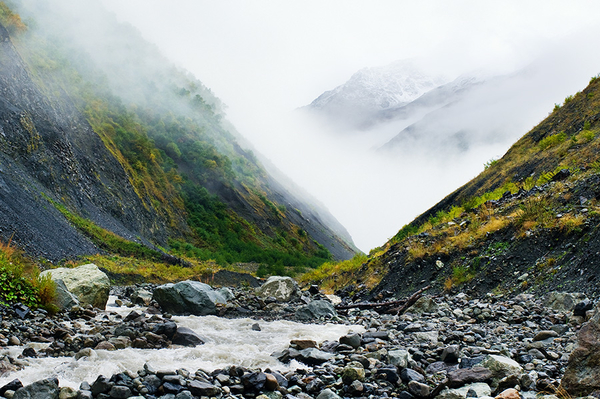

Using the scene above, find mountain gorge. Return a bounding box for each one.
[304,73,600,301]
[0,0,357,275]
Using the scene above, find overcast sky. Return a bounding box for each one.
[100,0,600,252]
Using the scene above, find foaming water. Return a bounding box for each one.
[0,298,363,389]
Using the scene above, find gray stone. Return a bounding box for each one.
[408,295,438,314]
[40,264,110,309]
[316,388,342,399]
[297,348,334,365]
[295,300,337,321]
[388,349,411,369]
[188,380,220,397]
[108,386,131,399]
[52,279,79,310]
[544,291,586,312]
[339,332,362,348]
[13,378,59,399]
[480,355,523,387]
[255,276,300,302]
[131,288,153,305]
[153,281,228,316]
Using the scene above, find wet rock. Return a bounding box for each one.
[242,372,267,392]
[131,288,153,306]
[153,281,228,316]
[152,322,177,339]
[339,332,362,348]
[295,300,337,321]
[12,303,30,319]
[13,378,59,399]
[94,341,116,351]
[91,376,113,395]
[40,264,110,309]
[290,339,317,349]
[171,327,205,347]
[256,276,300,302]
[296,348,334,365]
[0,380,23,396]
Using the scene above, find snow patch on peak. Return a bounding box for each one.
[309,59,449,113]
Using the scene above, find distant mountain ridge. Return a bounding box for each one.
[302,60,448,129]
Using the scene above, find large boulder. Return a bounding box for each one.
[40,264,110,309]
[563,301,600,396]
[256,276,300,302]
[153,281,228,315]
[295,300,337,321]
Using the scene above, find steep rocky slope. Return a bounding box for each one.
[0,2,357,269]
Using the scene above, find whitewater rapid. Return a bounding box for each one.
[0,297,363,389]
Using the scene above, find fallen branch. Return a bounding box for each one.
[385,285,432,315]
[335,285,431,314]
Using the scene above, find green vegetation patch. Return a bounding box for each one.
[0,240,56,311]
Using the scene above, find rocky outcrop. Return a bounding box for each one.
[40,264,110,309]
[256,276,300,302]
[562,301,600,396]
[152,281,229,316]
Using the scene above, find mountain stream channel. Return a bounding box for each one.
[0,295,363,390]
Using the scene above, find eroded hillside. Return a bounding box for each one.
[0,2,357,275]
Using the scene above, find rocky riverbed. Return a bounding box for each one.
[0,275,598,399]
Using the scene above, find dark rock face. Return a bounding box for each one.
[0,22,186,261]
[563,302,600,396]
[171,327,205,347]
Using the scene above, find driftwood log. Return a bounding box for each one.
[335,285,431,315]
